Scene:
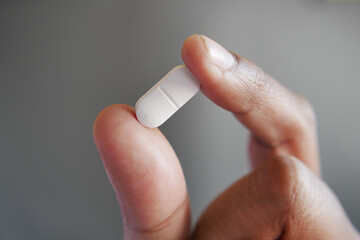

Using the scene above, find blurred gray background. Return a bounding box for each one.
[1,0,359,239]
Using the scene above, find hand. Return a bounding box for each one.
[93,35,359,240]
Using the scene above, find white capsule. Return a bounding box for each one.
[135,65,200,128]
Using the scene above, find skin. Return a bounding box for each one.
[93,34,360,240]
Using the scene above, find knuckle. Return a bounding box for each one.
[273,94,317,141]
[286,95,317,140]
[260,156,329,232]
[260,156,306,213]
[297,96,317,129]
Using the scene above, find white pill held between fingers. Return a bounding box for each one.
[135,65,200,128]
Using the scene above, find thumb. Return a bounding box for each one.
[182,35,320,174]
[192,156,359,239]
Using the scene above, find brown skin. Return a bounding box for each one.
[93,35,359,239]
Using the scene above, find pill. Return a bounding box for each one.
[135,65,200,128]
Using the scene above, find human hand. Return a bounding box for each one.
[93,35,359,239]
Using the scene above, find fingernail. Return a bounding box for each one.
[200,35,235,70]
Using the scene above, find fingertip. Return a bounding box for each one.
[93,104,134,133]
[182,34,214,81]
[92,104,190,235]
[94,104,136,148]
[181,34,203,63]
[92,103,182,195]
[93,104,158,163]
[182,34,241,112]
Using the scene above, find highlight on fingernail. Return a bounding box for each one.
[200,35,235,70]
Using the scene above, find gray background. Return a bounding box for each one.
[1,0,359,239]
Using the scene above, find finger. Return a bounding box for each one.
[182,34,320,174]
[93,104,190,240]
[192,156,359,239]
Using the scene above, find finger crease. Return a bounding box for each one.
[125,196,189,234]
[253,134,294,149]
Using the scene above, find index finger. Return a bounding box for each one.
[93,104,190,239]
[182,34,320,174]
